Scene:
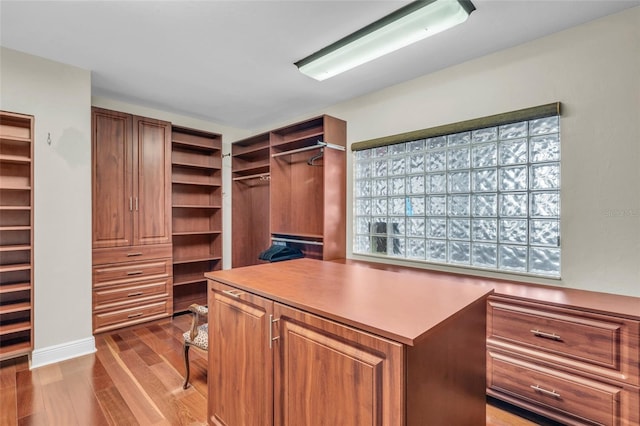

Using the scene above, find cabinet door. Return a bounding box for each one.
[273,303,404,426]
[133,116,172,245]
[92,108,133,248]
[209,281,274,426]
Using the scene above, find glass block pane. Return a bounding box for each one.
[499,121,527,140]
[499,166,528,191]
[355,180,371,197]
[408,196,425,215]
[355,149,372,160]
[355,217,371,234]
[427,136,447,150]
[408,154,425,174]
[389,177,406,195]
[472,194,497,217]
[500,219,528,244]
[370,218,387,234]
[472,127,497,143]
[472,143,497,168]
[355,198,371,216]
[427,173,447,194]
[407,218,426,237]
[447,147,470,170]
[448,219,470,240]
[389,237,405,257]
[529,116,559,136]
[390,197,405,216]
[448,132,471,146]
[389,156,405,176]
[530,220,560,247]
[499,138,528,165]
[372,146,388,158]
[426,150,446,172]
[427,195,447,216]
[371,236,387,254]
[448,171,470,193]
[530,134,560,163]
[373,198,387,216]
[499,245,527,272]
[472,168,497,192]
[427,218,447,238]
[355,161,371,179]
[390,143,406,155]
[472,219,497,241]
[531,163,560,190]
[373,159,388,177]
[407,140,425,152]
[500,193,528,217]
[448,195,470,216]
[472,243,497,268]
[407,238,426,259]
[427,240,447,262]
[354,235,370,253]
[448,241,470,264]
[407,175,425,194]
[531,191,559,217]
[529,247,561,276]
[388,217,405,235]
[372,178,387,197]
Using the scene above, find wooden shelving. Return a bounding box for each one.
[0,110,34,361]
[171,126,222,313]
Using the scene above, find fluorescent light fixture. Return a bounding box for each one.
[295,0,476,81]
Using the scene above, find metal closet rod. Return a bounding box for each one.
[271,236,324,246]
[232,172,270,181]
[271,140,345,158]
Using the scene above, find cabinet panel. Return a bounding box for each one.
[93,277,170,309]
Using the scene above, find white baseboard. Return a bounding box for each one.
[30,337,97,369]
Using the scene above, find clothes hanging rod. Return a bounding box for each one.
[271,141,345,158]
[271,236,324,246]
[232,172,271,181]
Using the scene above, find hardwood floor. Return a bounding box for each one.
[1,314,544,425]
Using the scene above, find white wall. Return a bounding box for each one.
[0,47,94,366]
[320,7,639,297]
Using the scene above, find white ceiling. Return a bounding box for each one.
[1,0,639,130]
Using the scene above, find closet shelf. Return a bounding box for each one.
[172,256,222,265]
[172,160,218,170]
[172,231,221,236]
[0,301,31,314]
[172,139,221,152]
[0,321,32,336]
[0,154,31,164]
[0,263,31,273]
[172,179,221,187]
[0,282,31,294]
[172,204,221,209]
[0,245,31,252]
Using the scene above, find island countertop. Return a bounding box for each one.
[205,258,493,346]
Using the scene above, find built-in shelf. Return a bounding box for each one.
[172,180,221,187]
[172,204,221,209]
[173,256,222,265]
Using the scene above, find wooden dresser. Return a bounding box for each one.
[205,259,493,426]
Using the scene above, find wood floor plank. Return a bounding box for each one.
[95,386,140,426]
[0,373,18,426]
[63,368,111,426]
[15,368,45,420]
[40,378,80,426]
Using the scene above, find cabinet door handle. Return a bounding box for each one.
[127,271,144,276]
[126,252,143,257]
[222,289,244,298]
[127,312,144,319]
[530,329,562,341]
[135,197,139,211]
[127,292,143,297]
[530,385,561,398]
[269,315,280,349]
[129,196,133,211]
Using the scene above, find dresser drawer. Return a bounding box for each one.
[93,300,170,333]
[93,243,172,265]
[488,350,625,426]
[93,277,170,310]
[93,259,171,287]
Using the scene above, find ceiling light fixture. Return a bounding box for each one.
[294,0,476,81]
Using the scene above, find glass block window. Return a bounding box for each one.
[353,115,561,278]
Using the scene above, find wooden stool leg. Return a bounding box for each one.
[183,344,191,389]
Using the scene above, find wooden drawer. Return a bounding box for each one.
[488,297,640,384]
[488,350,637,426]
[93,259,171,287]
[93,277,170,310]
[93,300,169,334]
[92,243,172,265]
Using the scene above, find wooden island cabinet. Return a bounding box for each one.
[206,259,493,425]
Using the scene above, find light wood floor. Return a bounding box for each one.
[1,314,545,425]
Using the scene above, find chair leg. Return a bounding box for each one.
[183,344,191,390]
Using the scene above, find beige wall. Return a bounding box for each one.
[321,7,639,297]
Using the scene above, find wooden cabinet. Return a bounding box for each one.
[207,259,490,425]
[487,295,640,426]
[91,107,173,332]
[171,126,222,312]
[0,110,34,360]
[231,115,346,266]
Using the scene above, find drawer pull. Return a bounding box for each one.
[126,252,143,257]
[222,289,245,298]
[530,384,561,399]
[127,312,144,319]
[126,271,144,276]
[530,329,562,341]
[127,292,144,297]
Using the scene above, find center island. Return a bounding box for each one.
[205,258,493,425]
